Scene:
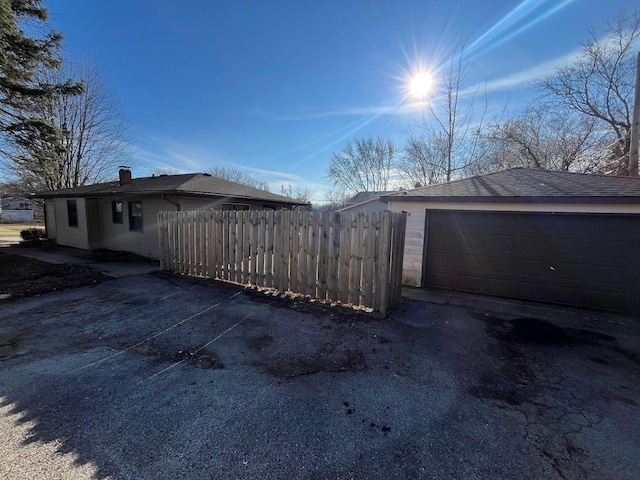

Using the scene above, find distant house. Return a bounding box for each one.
[0,196,39,223]
[344,168,640,314]
[339,190,397,213]
[35,169,309,259]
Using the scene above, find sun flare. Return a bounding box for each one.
[409,72,433,99]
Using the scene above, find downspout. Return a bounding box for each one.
[161,194,180,211]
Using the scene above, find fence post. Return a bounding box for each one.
[378,212,392,315]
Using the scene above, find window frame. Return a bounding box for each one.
[112,201,123,224]
[221,203,250,211]
[67,200,78,227]
[128,200,143,232]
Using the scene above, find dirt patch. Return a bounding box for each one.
[266,344,366,378]
[0,253,105,298]
[20,242,155,264]
[123,343,224,370]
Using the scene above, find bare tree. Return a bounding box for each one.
[314,189,350,212]
[403,41,494,183]
[1,59,130,192]
[280,184,312,203]
[475,105,610,174]
[207,166,270,191]
[396,127,449,186]
[536,10,640,175]
[326,137,396,195]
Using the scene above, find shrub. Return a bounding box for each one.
[20,228,46,242]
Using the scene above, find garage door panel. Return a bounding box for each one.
[457,275,483,291]
[425,211,640,314]
[486,278,513,296]
[552,285,587,304]
[485,256,514,274]
[516,282,550,301]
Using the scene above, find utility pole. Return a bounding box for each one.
[630,52,640,177]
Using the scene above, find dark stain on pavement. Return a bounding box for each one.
[473,314,616,346]
[123,342,224,370]
[266,344,365,378]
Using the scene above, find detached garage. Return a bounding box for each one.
[380,168,640,314]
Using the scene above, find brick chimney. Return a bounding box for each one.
[119,168,132,185]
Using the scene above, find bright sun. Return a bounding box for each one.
[410,72,433,99]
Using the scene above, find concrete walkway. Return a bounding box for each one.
[1,244,160,278]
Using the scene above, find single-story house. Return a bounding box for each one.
[0,196,39,223]
[35,169,309,259]
[347,168,640,314]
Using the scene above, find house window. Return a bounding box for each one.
[112,201,123,224]
[128,201,143,231]
[221,203,250,211]
[67,200,78,227]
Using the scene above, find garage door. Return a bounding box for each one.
[424,211,640,313]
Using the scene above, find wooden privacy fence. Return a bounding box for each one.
[157,210,407,314]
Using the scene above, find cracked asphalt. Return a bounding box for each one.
[1,271,639,479]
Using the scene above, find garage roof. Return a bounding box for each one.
[382,168,640,204]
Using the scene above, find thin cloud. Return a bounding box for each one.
[464,45,583,94]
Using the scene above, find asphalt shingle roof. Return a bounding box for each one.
[35,173,308,205]
[345,190,397,205]
[382,168,640,203]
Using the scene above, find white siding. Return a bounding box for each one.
[45,199,56,240]
[387,203,426,286]
[180,197,274,211]
[52,198,89,250]
[99,197,178,259]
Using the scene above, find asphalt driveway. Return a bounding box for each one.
[1,271,639,479]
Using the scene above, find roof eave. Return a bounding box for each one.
[34,189,309,205]
[381,195,640,205]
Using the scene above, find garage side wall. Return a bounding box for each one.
[387,202,426,286]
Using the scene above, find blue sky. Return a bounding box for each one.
[46,0,638,201]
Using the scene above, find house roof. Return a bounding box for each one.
[345,190,397,205]
[34,173,308,206]
[381,168,640,204]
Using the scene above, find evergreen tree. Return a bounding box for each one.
[0,0,81,190]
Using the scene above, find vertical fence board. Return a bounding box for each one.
[317,213,329,300]
[351,213,363,305]
[338,215,349,303]
[299,210,309,296]
[282,209,291,292]
[378,212,392,315]
[265,210,274,288]
[257,211,266,285]
[308,211,319,298]
[290,210,299,293]
[362,214,373,306]
[328,213,340,301]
